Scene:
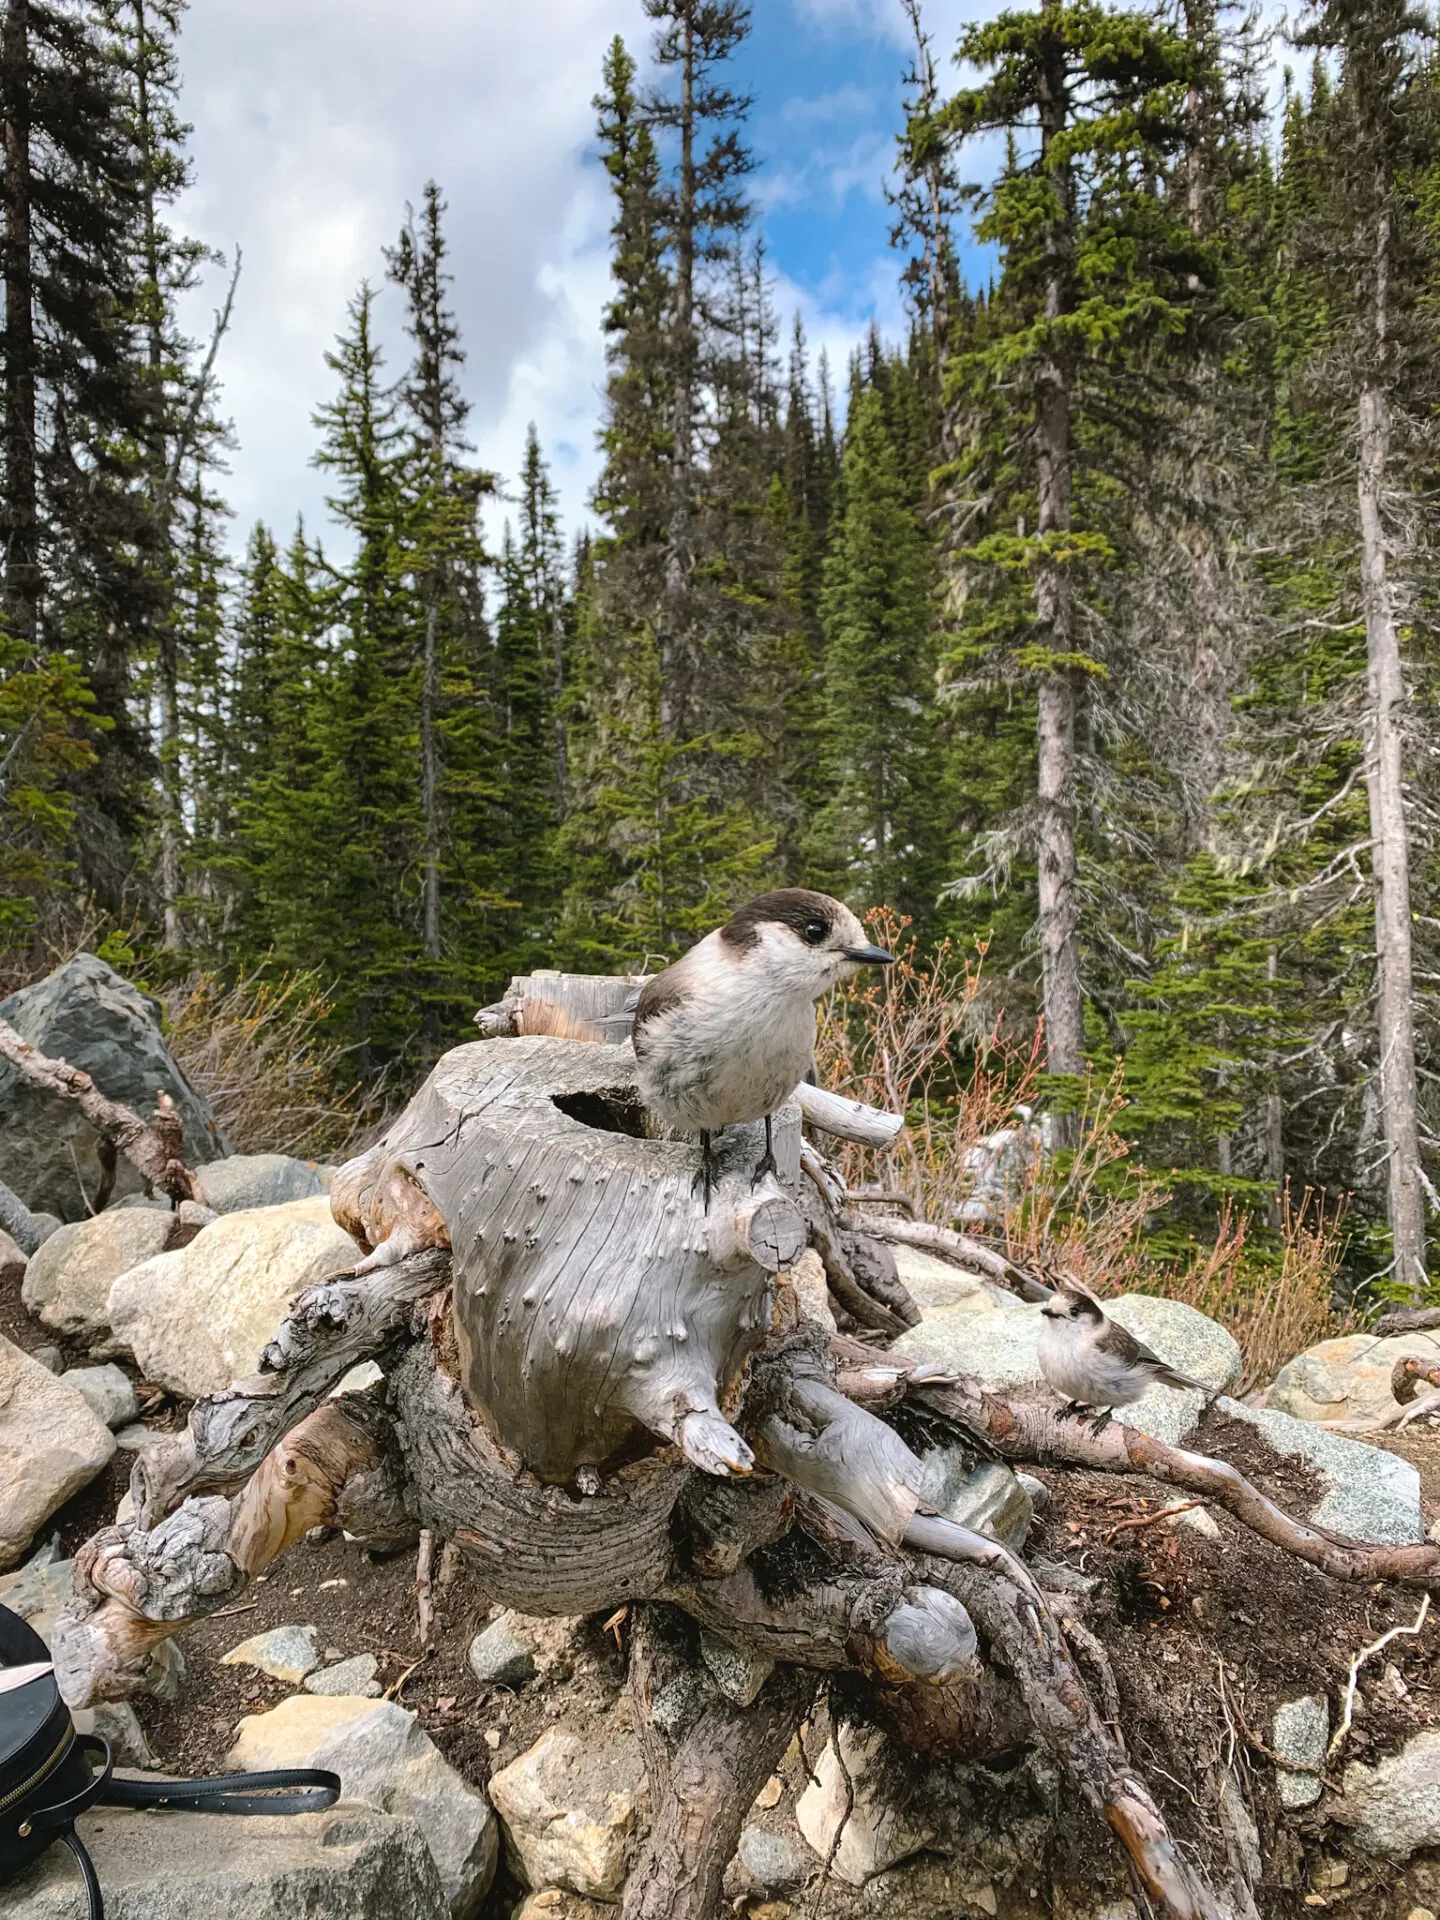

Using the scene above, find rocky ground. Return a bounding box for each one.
[5,953,1440,1920]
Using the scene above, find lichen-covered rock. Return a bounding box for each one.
[891,1301,1047,1387]
[223,1623,321,1684]
[1268,1332,1440,1427]
[488,1724,645,1900]
[1214,1396,1423,1545]
[227,1694,496,1917]
[197,1153,327,1214]
[2,1803,448,1918]
[305,1654,382,1698]
[795,1723,933,1886]
[0,1336,115,1567]
[468,1615,537,1690]
[1343,1728,1440,1857]
[22,1208,174,1349]
[108,1196,361,1399]
[0,953,224,1220]
[1272,1695,1327,1809]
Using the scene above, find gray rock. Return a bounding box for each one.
[1104,1295,1242,1444]
[892,1302,1047,1387]
[0,1551,73,1645]
[918,1453,1033,1551]
[177,1199,219,1229]
[109,1197,360,1400]
[1214,1396,1423,1545]
[0,953,224,1220]
[228,1695,496,1918]
[891,1244,1023,1316]
[198,1153,326,1214]
[1268,1331,1440,1427]
[0,1336,115,1568]
[22,1208,173,1349]
[700,1630,774,1706]
[1343,1728,1440,1857]
[1016,1471,1049,1511]
[467,1615,536,1690]
[74,1701,153,1768]
[1272,1696,1327,1809]
[738,1823,812,1892]
[488,1724,645,1900]
[62,1362,139,1430]
[795,1723,933,1886]
[3,1802,448,1918]
[223,1623,321,1684]
[112,1423,165,1450]
[31,1345,63,1374]
[0,1225,26,1278]
[306,1654,382,1698]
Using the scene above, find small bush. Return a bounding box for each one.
[163,968,378,1160]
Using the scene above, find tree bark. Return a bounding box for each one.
[0,1018,201,1205]
[421,589,442,961]
[2,0,39,647]
[620,1609,813,1920]
[1033,1,1084,1124]
[1356,200,1424,1289]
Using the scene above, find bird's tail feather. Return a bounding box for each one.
[1154,1363,1212,1395]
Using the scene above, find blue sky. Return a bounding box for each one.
[173,0,993,556]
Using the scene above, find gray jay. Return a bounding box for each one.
[631,888,893,1205]
[1038,1282,1208,1427]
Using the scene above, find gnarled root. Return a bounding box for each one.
[619,1606,816,1920]
[131,1247,450,1526]
[54,1396,409,1707]
[915,1379,1440,1589]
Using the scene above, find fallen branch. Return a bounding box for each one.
[0,1018,202,1206]
[1327,1594,1430,1762]
[795,1081,905,1149]
[857,1215,1050,1302]
[916,1381,1440,1591]
[1103,1500,1208,1545]
[1374,1306,1440,1336]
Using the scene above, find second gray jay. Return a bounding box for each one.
[1038,1282,1209,1426]
[631,888,893,1205]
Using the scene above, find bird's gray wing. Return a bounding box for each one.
[630,969,684,1060]
[1100,1318,1207,1391]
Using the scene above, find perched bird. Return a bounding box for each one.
[631,887,893,1206]
[1038,1282,1209,1428]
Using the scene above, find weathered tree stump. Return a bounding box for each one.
[52,1006,1440,1920]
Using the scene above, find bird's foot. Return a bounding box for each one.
[1088,1407,1114,1436]
[750,1112,777,1190]
[691,1130,718,1213]
[677,1408,754,1479]
[1061,1400,1086,1420]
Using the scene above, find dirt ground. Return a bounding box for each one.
[8,1256,1440,1919]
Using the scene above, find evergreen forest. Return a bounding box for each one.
[3,0,1439,1297]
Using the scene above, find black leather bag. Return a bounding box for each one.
[0,1603,341,1919]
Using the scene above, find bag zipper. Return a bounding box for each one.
[0,1723,75,1821]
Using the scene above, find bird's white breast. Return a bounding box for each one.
[634,936,819,1131]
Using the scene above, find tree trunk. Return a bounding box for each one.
[1034,4,1084,1124]
[1357,202,1425,1294]
[421,588,441,961]
[2,0,39,648]
[661,8,696,742]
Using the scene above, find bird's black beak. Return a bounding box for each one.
[843,945,894,965]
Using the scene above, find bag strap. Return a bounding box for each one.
[22,1734,114,1838]
[58,1828,104,1920]
[101,1766,341,1817]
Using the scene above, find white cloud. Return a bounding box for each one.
[173,0,640,555]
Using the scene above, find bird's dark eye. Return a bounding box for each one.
[803,921,827,946]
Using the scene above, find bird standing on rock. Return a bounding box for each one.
[631,888,894,1207]
[1038,1281,1210,1429]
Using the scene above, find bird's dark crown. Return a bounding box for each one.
[718,889,839,953]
